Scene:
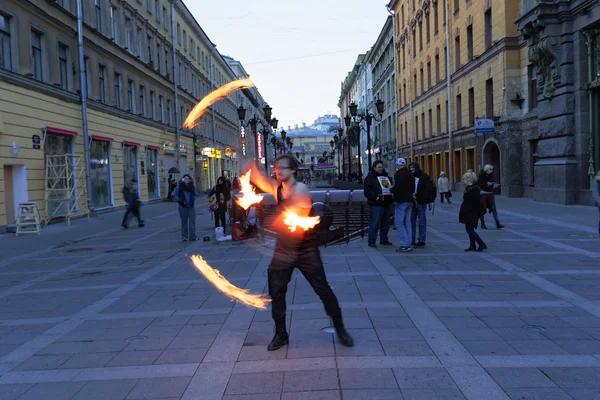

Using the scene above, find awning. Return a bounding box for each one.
[45,126,78,136]
[91,135,114,142]
[122,140,141,147]
[146,144,161,150]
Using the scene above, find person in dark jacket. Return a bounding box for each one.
[174,174,198,241]
[209,176,231,235]
[409,161,431,246]
[121,179,144,229]
[391,158,415,252]
[364,160,394,248]
[478,164,504,229]
[460,172,487,251]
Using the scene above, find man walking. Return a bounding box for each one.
[246,154,354,351]
[122,179,144,229]
[391,158,415,252]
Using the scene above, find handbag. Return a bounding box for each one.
[208,191,218,212]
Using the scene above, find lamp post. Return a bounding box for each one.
[237,104,278,173]
[346,99,385,178]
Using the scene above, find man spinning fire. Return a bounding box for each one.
[245,154,354,351]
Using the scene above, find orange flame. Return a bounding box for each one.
[236,170,264,210]
[282,211,320,232]
[183,78,254,129]
[190,255,271,309]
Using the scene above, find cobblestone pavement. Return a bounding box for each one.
[0,195,599,399]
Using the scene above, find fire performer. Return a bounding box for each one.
[246,154,354,351]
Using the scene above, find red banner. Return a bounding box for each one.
[256,132,263,159]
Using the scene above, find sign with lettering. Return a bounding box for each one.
[256,132,263,160]
[475,119,495,133]
[32,134,41,149]
[240,126,246,155]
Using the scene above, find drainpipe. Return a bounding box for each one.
[170,0,181,167]
[406,0,414,160]
[209,45,217,187]
[444,0,454,190]
[76,0,93,210]
[386,6,398,163]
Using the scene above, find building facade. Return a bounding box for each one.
[0,0,251,227]
[368,16,398,174]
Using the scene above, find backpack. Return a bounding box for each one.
[423,179,437,204]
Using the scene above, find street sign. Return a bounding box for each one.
[32,134,41,149]
[475,119,495,133]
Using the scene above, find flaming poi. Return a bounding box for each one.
[236,170,264,210]
[190,255,271,309]
[183,78,254,129]
[282,211,320,232]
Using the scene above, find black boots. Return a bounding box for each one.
[465,238,476,252]
[368,239,377,248]
[268,318,289,351]
[332,315,354,347]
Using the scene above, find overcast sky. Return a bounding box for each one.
[188,0,391,129]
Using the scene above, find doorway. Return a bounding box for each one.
[483,141,502,185]
[3,165,28,225]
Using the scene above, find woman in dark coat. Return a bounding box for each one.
[363,160,394,247]
[209,176,231,234]
[459,172,487,252]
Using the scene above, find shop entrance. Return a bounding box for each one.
[3,165,28,225]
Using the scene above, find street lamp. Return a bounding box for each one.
[347,99,385,174]
[237,104,277,173]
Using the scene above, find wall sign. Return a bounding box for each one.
[256,131,263,160]
[32,134,41,149]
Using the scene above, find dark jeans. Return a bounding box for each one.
[122,207,142,226]
[440,192,452,203]
[214,209,227,232]
[179,206,196,240]
[368,205,391,242]
[465,224,485,247]
[268,245,341,322]
[411,203,427,243]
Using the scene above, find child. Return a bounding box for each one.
[459,172,486,251]
[122,179,144,229]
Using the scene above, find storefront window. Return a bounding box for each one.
[123,145,138,189]
[146,148,158,198]
[90,140,111,208]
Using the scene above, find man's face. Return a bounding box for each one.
[274,160,295,182]
[374,163,384,174]
[409,166,416,174]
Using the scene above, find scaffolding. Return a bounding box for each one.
[45,154,90,226]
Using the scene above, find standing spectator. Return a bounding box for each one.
[121,179,144,229]
[593,170,600,236]
[167,174,176,201]
[478,164,505,229]
[460,172,487,252]
[209,176,231,235]
[438,171,451,204]
[391,158,415,252]
[174,174,198,241]
[410,161,433,247]
[364,160,394,248]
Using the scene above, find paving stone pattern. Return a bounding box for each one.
[0,195,599,399]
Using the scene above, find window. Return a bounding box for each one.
[413,31,416,57]
[84,56,91,97]
[435,54,440,83]
[0,15,12,70]
[456,94,462,128]
[455,35,460,71]
[146,0,151,12]
[159,95,164,122]
[427,62,431,89]
[445,100,449,131]
[31,29,43,81]
[150,90,156,119]
[485,9,492,50]
[436,104,441,134]
[189,38,193,56]
[110,6,119,43]
[125,17,132,51]
[486,78,494,117]
[428,109,433,137]
[95,0,102,32]
[468,87,475,125]
[421,112,425,140]
[426,11,430,43]
[403,83,407,104]
[58,44,68,90]
[128,79,135,113]
[415,115,419,139]
[528,64,538,111]
[167,99,172,125]
[444,47,448,78]
[467,24,473,61]
[136,27,143,58]
[163,7,167,29]
[147,35,152,65]
[529,139,538,185]
[164,49,169,76]
[155,0,160,22]
[177,23,181,44]
[98,65,106,103]
[139,85,146,116]
[419,21,423,50]
[183,30,187,51]
[433,1,439,34]
[114,73,122,108]
[156,43,161,72]
[420,68,424,93]
[197,47,200,63]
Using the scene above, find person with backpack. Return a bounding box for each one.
[174,174,198,241]
[121,179,144,229]
[364,160,394,248]
[460,172,487,252]
[391,158,415,252]
[409,161,435,247]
